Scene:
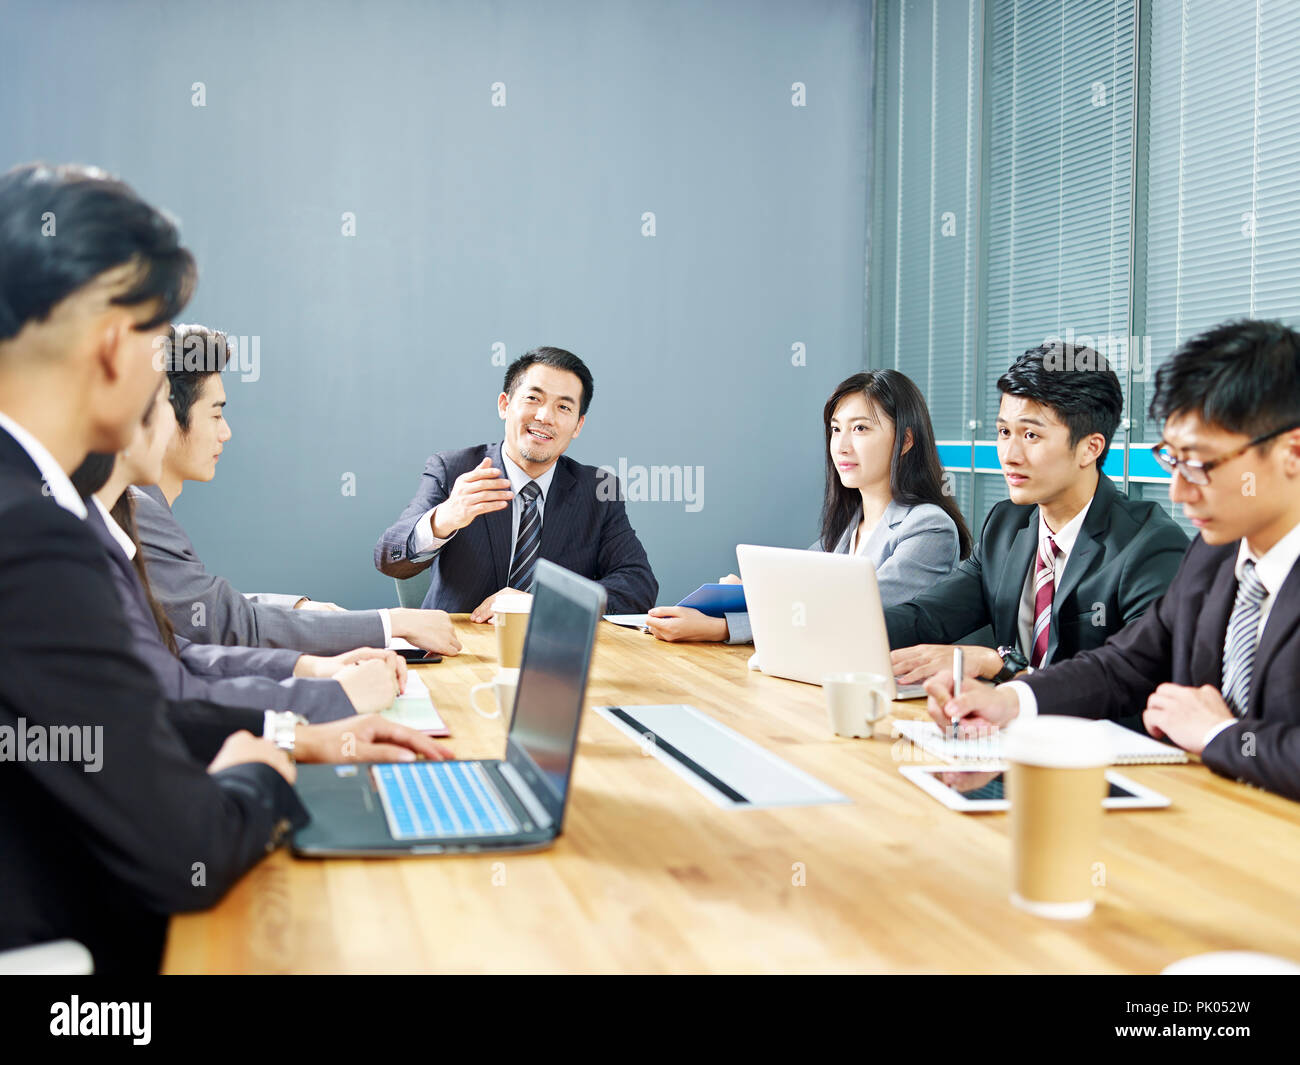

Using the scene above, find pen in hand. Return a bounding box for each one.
[951,647,964,741]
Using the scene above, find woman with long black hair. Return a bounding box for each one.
[647,369,971,642]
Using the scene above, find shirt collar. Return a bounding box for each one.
[0,411,88,519]
[1235,519,1300,598]
[91,495,137,560]
[499,447,556,500]
[1037,491,1094,558]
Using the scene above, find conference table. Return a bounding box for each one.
[163,616,1300,974]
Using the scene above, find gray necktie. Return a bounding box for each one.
[507,481,542,592]
[1221,560,1269,717]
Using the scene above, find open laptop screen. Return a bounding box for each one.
[504,561,604,824]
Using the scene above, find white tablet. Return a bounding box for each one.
[899,763,1171,812]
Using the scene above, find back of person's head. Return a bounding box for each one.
[0,162,194,345]
[997,343,1124,468]
[819,369,973,558]
[502,346,594,416]
[166,323,230,431]
[1150,319,1300,439]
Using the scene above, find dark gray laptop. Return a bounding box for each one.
[292,560,606,857]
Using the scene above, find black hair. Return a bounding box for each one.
[1150,319,1300,446]
[166,323,229,431]
[70,413,179,656]
[819,370,973,559]
[996,343,1123,468]
[0,162,195,342]
[502,346,594,416]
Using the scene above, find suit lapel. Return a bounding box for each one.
[1250,557,1300,717]
[860,501,905,559]
[483,442,514,589]
[1193,549,1240,688]
[538,458,576,569]
[994,517,1037,649]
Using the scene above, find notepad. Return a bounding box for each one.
[603,614,651,629]
[893,718,1188,765]
[381,670,450,736]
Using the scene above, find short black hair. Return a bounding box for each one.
[997,343,1124,468]
[0,162,195,342]
[1150,319,1300,446]
[166,323,229,432]
[502,346,594,416]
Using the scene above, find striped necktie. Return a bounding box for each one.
[1029,534,1060,669]
[507,481,542,592]
[1221,560,1269,717]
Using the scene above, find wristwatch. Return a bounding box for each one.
[262,710,303,762]
[991,645,1029,684]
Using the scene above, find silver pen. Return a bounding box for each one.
[951,647,964,740]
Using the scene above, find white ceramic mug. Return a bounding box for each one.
[822,672,891,738]
[469,668,520,721]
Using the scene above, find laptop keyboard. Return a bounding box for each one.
[374,761,520,842]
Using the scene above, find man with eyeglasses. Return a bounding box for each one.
[925,319,1300,802]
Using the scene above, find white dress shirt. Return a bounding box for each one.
[1005,517,1300,751]
[92,496,136,559]
[1015,494,1094,657]
[409,449,557,577]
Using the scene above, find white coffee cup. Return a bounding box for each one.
[1003,716,1112,920]
[822,672,892,738]
[470,668,520,721]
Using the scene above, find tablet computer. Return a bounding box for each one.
[899,763,1171,812]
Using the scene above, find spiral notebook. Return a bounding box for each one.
[893,719,1189,765]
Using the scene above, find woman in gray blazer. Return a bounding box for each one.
[648,369,972,643]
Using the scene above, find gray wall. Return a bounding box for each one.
[0,0,871,606]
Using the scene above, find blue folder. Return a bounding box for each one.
[676,583,747,618]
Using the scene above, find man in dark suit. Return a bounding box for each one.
[888,344,1188,685]
[925,319,1300,802]
[375,346,658,619]
[0,163,444,972]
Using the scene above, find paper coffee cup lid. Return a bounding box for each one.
[493,593,533,613]
[1002,716,1113,768]
[1162,951,1300,975]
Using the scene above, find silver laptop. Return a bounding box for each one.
[736,544,925,698]
[292,560,605,857]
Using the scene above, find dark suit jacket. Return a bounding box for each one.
[85,503,354,722]
[0,427,308,974]
[133,485,387,654]
[885,475,1190,664]
[1023,534,1300,801]
[374,441,658,613]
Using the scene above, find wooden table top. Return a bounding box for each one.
[162,615,1300,974]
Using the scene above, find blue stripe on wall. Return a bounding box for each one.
[938,441,1168,481]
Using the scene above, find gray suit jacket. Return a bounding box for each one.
[132,485,387,654]
[87,502,353,722]
[725,500,960,643]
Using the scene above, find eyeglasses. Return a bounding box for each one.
[1151,420,1300,485]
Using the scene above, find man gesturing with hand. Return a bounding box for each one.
[375,346,657,619]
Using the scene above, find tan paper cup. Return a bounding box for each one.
[1003,716,1112,920]
[493,592,532,669]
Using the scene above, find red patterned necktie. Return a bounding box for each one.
[1029,534,1061,669]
